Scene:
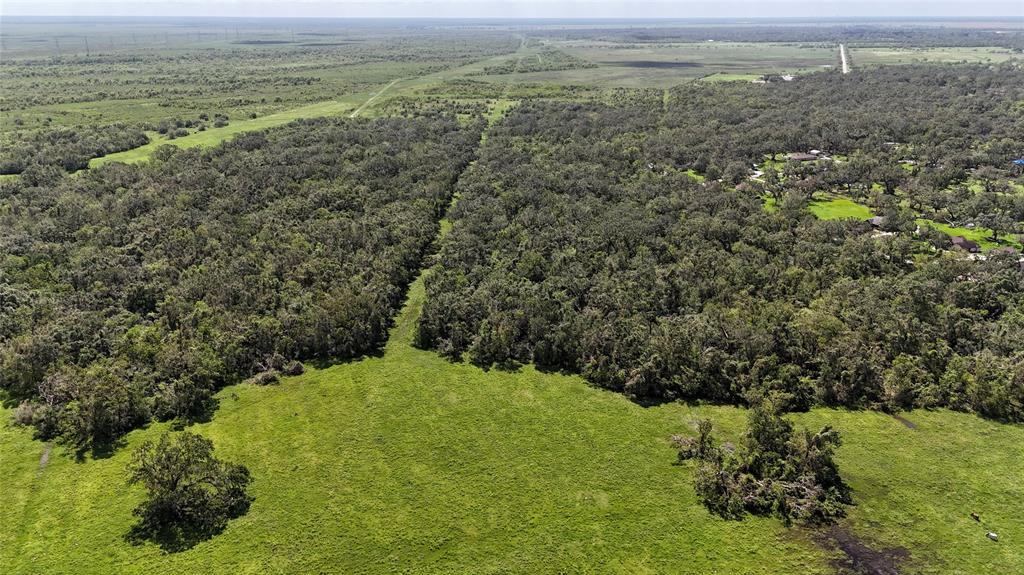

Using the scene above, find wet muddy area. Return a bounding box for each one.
[820,525,910,575]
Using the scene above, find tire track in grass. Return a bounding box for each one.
[349,78,402,118]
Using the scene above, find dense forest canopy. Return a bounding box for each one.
[0,115,483,450]
[2,55,1023,455]
[0,123,149,174]
[417,65,1024,421]
[657,63,1024,175]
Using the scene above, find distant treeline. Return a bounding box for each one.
[0,115,483,451]
[533,25,1024,51]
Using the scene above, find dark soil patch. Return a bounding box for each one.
[891,413,917,429]
[609,60,703,69]
[822,526,910,575]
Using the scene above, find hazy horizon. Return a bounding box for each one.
[3,1,1023,20]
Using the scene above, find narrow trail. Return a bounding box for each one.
[38,443,52,471]
[840,44,851,74]
[384,194,459,355]
[383,117,493,353]
[349,78,401,118]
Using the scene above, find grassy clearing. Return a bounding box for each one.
[803,194,1020,252]
[88,99,358,167]
[700,73,764,82]
[917,219,1022,251]
[484,98,518,125]
[2,268,1022,574]
[809,196,875,220]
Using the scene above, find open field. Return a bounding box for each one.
[462,41,840,87]
[849,46,1023,67]
[2,270,1022,574]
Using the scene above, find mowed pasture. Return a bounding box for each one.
[2,273,1022,574]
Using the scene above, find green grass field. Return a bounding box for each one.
[2,265,1022,574]
[700,73,765,82]
[809,196,875,220]
[849,46,1022,67]
[460,41,839,87]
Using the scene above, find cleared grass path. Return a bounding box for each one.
[349,78,402,118]
[89,99,356,168]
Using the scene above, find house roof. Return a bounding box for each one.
[787,152,818,162]
[951,236,981,252]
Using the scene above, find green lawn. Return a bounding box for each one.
[88,99,358,168]
[800,194,1021,252]
[2,264,1022,574]
[917,219,1022,251]
[684,168,706,182]
[809,196,875,220]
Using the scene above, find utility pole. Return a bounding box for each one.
[84,36,90,56]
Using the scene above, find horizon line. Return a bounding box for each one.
[4,14,1024,21]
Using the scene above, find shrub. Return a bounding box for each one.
[281,360,305,376]
[248,370,280,386]
[674,397,851,526]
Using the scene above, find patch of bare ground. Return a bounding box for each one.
[891,413,917,429]
[821,525,910,575]
[38,442,52,471]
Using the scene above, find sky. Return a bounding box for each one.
[2,0,1022,19]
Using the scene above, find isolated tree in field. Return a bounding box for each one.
[127,431,252,551]
[674,397,851,526]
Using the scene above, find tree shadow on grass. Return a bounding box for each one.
[307,346,385,371]
[124,499,252,553]
[73,435,127,463]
